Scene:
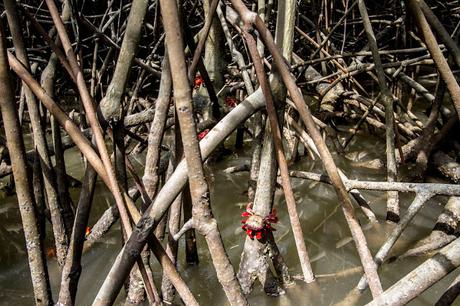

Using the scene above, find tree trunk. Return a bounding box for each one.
[0,23,53,306]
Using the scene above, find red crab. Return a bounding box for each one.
[225,96,237,108]
[194,74,204,89]
[241,203,278,240]
[85,226,91,238]
[198,129,209,140]
[46,247,56,258]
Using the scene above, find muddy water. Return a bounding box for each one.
[0,133,458,305]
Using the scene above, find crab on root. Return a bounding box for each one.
[225,96,237,108]
[241,203,278,240]
[198,129,209,140]
[85,226,91,237]
[194,74,204,89]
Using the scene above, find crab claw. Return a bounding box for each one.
[241,211,251,217]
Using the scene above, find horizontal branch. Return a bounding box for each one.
[290,171,460,196]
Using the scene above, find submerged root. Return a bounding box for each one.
[391,230,457,260]
[393,196,460,260]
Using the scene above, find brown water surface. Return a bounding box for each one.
[0,133,457,305]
